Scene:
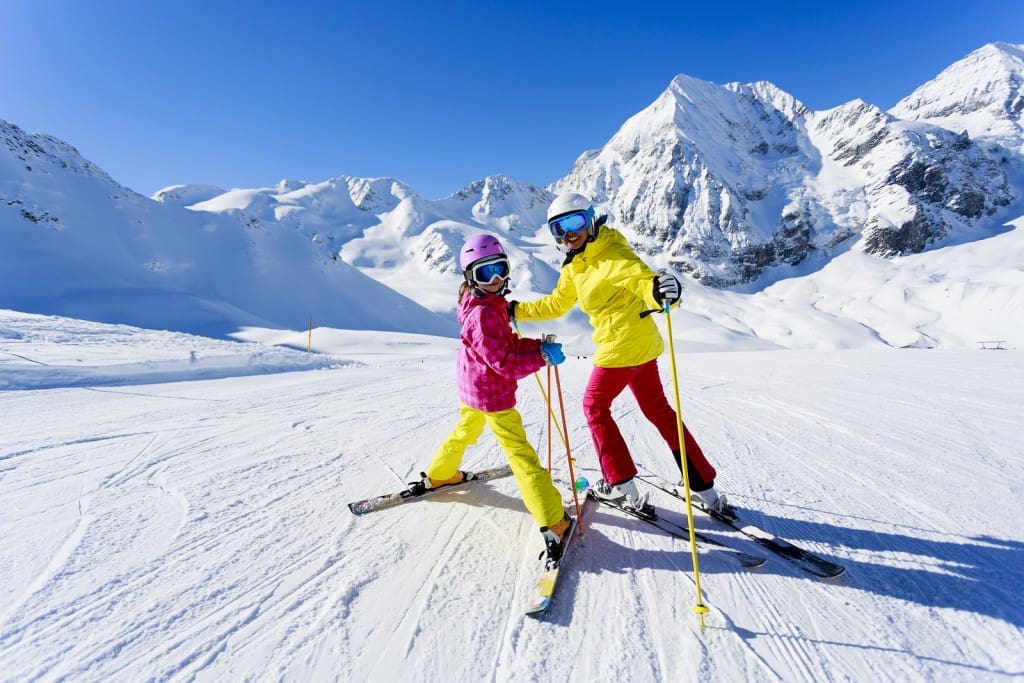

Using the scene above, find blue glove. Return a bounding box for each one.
[540,340,565,366]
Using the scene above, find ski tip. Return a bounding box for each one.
[817,564,846,579]
[525,598,551,616]
[741,555,768,569]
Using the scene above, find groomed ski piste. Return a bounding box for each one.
[2,309,1021,681]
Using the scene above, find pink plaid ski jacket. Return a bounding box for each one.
[456,290,545,412]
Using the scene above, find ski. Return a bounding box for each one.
[347,465,514,515]
[525,493,596,616]
[587,491,766,569]
[635,474,846,578]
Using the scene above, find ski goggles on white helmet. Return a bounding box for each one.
[466,255,510,286]
[548,210,591,241]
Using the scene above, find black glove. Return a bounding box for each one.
[506,300,519,321]
[653,272,681,306]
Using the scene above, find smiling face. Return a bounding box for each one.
[547,209,593,250]
[466,255,510,294]
[561,229,588,250]
[478,279,505,294]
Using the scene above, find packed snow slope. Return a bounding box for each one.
[1,311,1021,681]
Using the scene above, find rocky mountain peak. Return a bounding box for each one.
[1,120,120,188]
[890,42,1024,151]
[550,46,1018,286]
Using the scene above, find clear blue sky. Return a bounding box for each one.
[3,0,1022,199]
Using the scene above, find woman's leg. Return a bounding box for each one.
[583,365,639,484]
[628,359,717,488]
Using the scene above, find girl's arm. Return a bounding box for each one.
[464,306,544,380]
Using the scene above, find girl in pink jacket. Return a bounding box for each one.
[410,235,572,561]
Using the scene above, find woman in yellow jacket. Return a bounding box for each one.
[509,193,726,519]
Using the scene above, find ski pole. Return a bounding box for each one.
[512,320,569,450]
[513,320,582,533]
[545,363,554,472]
[662,297,710,627]
[551,360,584,536]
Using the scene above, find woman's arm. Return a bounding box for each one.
[515,271,578,321]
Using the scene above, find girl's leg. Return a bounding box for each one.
[486,408,564,527]
[583,365,639,484]
[426,404,486,482]
[628,359,717,488]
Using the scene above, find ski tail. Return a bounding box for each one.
[587,490,766,569]
[348,464,514,515]
[525,488,597,616]
[635,472,845,578]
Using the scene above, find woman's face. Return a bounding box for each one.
[561,229,588,251]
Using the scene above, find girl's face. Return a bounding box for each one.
[478,278,505,294]
[466,255,510,294]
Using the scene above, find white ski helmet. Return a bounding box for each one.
[546,192,597,240]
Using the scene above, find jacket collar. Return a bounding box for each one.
[563,224,620,265]
[562,214,611,264]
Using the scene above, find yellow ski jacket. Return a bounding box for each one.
[516,227,675,368]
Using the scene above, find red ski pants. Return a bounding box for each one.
[582,358,716,488]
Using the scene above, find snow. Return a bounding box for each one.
[4,40,1024,680]
[2,311,1022,680]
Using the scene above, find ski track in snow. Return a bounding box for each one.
[1,325,1022,681]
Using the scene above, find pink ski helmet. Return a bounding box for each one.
[459,234,506,271]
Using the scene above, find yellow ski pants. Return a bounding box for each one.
[427,404,565,528]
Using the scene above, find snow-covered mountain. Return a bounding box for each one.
[555,50,1018,285]
[891,41,1024,155]
[2,42,1023,348]
[552,77,820,285]
[808,99,1011,260]
[157,173,562,315]
[161,41,1023,295]
[0,120,458,338]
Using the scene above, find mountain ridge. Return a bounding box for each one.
[2,42,1023,348]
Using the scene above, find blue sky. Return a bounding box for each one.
[2,1,1021,200]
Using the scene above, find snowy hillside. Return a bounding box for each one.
[1,311,1021,680]
[169,174,560,314]
[0,120,458,339]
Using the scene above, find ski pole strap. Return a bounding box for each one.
[640,299,673,318]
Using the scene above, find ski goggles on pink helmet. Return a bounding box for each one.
[548,209,593,241]
[466,254,510,286]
